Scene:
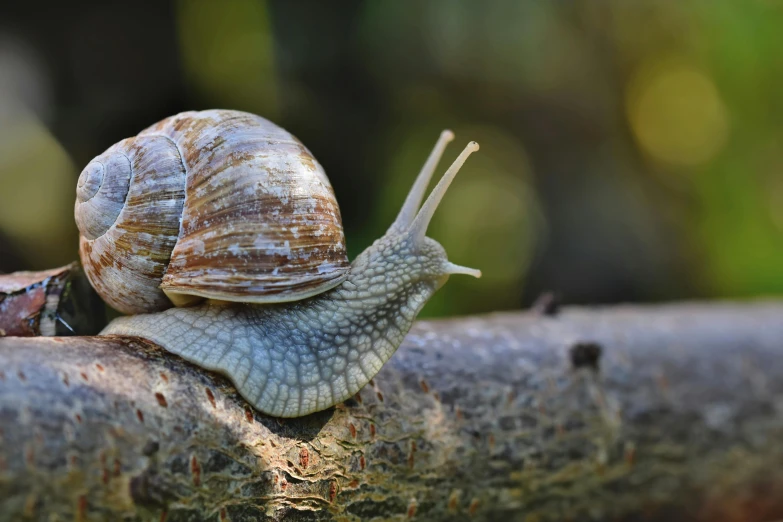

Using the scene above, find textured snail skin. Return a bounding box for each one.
[104,236,452,417]
[99,125,480,417]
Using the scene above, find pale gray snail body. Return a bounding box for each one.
[76,109,480,417]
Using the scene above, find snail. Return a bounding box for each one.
[76,109,480,417]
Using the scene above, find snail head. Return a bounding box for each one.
[352,131,481,291]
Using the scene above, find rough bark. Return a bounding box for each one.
[1,302,783,522]
[0,264,105,337]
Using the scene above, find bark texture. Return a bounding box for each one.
[1,302,783,521]
[0,264,105,337]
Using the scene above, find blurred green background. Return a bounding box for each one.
[0,0,782,318]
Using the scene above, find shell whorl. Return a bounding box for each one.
[76,110,350,314]
[77,136,187,314]
[75,152,132,240]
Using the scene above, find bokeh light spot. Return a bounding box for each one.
[0,111,77,268]
[175,0,278,116]
[627,60,729,166]
[768,176,783,234]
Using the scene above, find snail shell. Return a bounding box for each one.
[75,110,349,314]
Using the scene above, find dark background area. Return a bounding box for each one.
[1,0,781,317]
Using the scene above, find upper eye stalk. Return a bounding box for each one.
[387,130,481,278]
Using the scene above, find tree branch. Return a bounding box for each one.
[1,302,783,521]
[0,264,105,337]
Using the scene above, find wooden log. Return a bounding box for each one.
[1,302,783,521]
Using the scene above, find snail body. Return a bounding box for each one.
[78,110,480,417]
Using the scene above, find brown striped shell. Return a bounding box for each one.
[75,110,350,314]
